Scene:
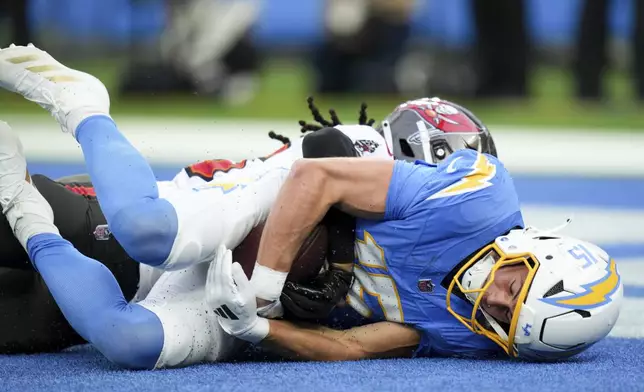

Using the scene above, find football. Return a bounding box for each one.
[233,223,328,283]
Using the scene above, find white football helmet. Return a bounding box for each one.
[446,227,623,360]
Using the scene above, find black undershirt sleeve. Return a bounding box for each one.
[302,127,358,265]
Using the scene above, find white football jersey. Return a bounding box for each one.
[168,124,392,191]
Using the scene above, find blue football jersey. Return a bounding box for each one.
[345,149,525,358]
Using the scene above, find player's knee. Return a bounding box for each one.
[89,306,164,369]
[302,127,358,158]
[109,199,178,267]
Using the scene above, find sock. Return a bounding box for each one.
[74,115,178,266]
[75,115,159,222]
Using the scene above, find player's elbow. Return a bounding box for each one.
[290,159,335,205]
[291,159,329,184]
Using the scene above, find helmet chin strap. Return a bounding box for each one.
[381,120,394,157]
[416,120,432,162]
[546,217,573,234]
[524,217,574,237]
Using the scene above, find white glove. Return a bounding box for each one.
[257,300,284,319]
[206,245,270,344]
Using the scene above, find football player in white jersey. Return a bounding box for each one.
[0,120,384,368]
[0,118,391,361]
[0,42,398,366]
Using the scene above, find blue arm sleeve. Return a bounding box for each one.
[27,233,164,369]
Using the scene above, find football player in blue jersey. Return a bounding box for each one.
[209,122,623,361]
[0,44,620,366]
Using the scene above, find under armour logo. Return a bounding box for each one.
[522,323,532,337]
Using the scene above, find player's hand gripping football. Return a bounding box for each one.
[206,245,269,344]
[280,266,353,320]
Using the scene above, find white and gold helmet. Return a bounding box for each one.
[446,227,623,360]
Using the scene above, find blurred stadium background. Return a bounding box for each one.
[1,0,644,125]
[0,0,644,391]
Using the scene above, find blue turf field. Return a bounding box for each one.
[1,162,642,392]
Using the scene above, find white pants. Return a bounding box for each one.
[136,263,243,368]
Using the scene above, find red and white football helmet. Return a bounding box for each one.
[376,97,497,163]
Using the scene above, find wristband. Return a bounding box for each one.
[250,262,288,301]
